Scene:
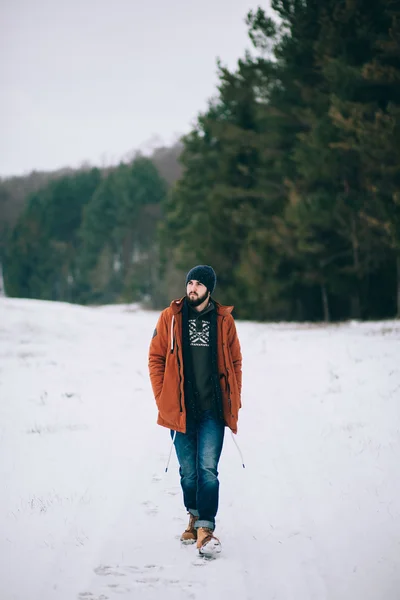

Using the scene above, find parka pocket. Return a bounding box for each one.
[219,373,227,392]
[220,373,234,417]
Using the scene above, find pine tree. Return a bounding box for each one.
[4,169,100,300]
[328,0,400,315]
[78,158,167,303]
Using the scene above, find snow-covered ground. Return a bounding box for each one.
[1,297,399,600]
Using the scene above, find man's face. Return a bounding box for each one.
[186,280,209,307]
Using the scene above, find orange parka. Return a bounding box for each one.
[148,297,242,434]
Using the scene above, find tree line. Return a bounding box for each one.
[3,1,400,320]
[3,158,168,304]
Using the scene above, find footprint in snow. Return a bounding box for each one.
[78,593,109,599]
[106,583,131,593]
[95,564,163,578]
[93,564,199,594]
[94,565,126,577]
[192,556,217,567]
[141,500,158,515]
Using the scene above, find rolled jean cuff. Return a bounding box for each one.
[194,519,214,530]
[188,508,199,517]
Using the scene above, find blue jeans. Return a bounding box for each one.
[171,410,225,530]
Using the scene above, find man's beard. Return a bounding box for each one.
[186,289,209,307]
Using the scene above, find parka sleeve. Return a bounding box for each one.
[148,310,169,402]
[228,316,242,396]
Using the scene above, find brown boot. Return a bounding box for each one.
[196,527,221,556]
[180,512,198,544]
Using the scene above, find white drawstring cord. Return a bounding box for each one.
[231,430,246,468]
[165,430,177,473]
[170,315,175,352]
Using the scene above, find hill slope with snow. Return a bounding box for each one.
[1,298,399,600]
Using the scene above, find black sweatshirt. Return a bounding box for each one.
[187,302,215,411]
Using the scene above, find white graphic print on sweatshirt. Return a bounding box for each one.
[189,319,210,347]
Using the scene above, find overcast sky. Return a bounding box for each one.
[1,0,270,177]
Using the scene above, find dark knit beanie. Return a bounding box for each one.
[185,265,217,295]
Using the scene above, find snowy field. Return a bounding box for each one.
[0,297,399,600]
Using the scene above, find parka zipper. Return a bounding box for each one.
[170,315,183,412]
[176,343,183,412]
